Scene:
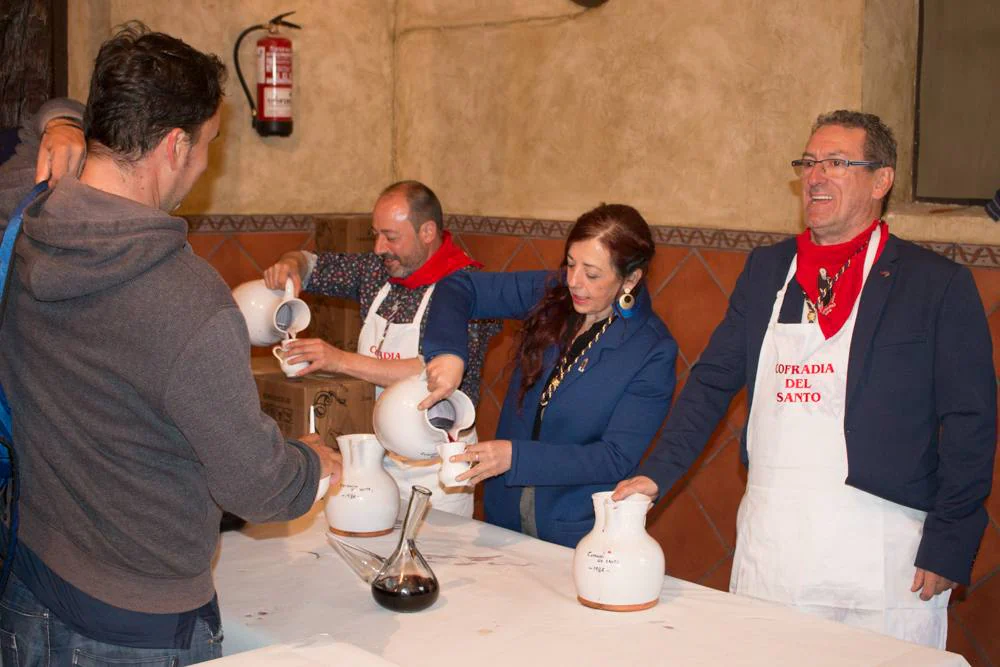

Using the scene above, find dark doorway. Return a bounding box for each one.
[0,0,68,162]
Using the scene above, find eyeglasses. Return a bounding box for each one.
[791,158,884,178]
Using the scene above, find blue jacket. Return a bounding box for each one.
[424,271,677,547]
[639,235,996,585]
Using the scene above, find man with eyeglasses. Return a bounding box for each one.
[264,182,500,518]
[614,110,994,648]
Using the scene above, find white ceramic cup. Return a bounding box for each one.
[437,441,471,488]
[272,342,309,378]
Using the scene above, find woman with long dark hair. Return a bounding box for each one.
[419,204,677,547]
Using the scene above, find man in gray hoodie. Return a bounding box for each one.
[0,24,339,665]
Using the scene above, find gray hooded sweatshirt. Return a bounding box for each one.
[0,101,320,613]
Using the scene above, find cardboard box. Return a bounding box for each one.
[251,355,280,375]
[254,372,375,448]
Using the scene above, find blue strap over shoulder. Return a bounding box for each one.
[1,181,49,594]
[0,181,48,444]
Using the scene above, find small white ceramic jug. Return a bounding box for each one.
[373,373,476,460]
[573,492,664,611]
[232,278,311,346]
[324,433,399,536]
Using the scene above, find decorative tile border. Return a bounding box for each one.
[185,214,318,233]
[183,213,1000,269]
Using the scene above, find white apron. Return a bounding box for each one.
[731,226,949,648]
[359,282,474,518]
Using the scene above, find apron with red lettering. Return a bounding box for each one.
[359,283,474,518]
[731,226,949,647]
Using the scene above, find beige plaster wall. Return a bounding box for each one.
[65,0,999,245]
[394,0,997,245]
[68,0,394,215]
[67,0,110,101]
[862,0,917,210]
[394,0,866,234]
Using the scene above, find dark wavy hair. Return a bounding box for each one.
[84,22,227,164]
[514,204,655,406]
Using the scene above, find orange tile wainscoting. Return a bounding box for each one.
[187,213,1000,666]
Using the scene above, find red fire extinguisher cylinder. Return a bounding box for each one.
[255,34,293,137]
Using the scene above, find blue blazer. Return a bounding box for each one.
[424,270,677,547]
[639,235,996,585]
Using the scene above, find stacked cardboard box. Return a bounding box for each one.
[254,372,375,448]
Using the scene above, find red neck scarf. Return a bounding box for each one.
[795,220,887,339]
[389,231,483,289]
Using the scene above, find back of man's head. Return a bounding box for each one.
[85,22,227,165]
[380,180,443,233]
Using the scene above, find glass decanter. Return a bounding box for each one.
[370,485,439,612]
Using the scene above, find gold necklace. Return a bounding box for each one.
[539,316,615,408]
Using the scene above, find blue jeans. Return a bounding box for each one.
[0,573,223,666]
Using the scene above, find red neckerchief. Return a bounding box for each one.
[389,231,483,289]
[795,220,887,339]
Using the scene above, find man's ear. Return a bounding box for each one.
[417,219,438,243]
[872,166,895,201]
[161,128,189,170]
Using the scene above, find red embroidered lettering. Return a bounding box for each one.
[776,392,822,403]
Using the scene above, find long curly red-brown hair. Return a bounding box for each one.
[514,204,655,407]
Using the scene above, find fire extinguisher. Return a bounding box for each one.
[234,11,301,137]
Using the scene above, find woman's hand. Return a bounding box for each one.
[418,354,465,409]
[611,475,659,501]
[283,337,347,376]
[451,440,512,485]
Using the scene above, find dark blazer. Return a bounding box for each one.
[424,270,677,548]
[639,234,996,585]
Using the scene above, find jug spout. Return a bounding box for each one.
[373,374,477,459]
[231,278,312,346]
[326,532,386,584]
[590,490,613,532]
[427,388,476,439]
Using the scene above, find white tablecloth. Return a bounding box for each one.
[209,505,968,666]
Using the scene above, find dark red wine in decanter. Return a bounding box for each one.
[371,574,439,612]
[370,485,440,613]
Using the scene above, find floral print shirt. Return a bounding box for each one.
[306,252,501,404]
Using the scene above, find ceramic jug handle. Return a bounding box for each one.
[283,277,296,298]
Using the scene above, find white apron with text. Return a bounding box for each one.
[732,226,948,648]
[358,282,474,518]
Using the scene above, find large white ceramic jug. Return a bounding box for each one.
[573,492,664,611]
[324,434,400,536]
[373,373,476,460]
[231,278,311,346]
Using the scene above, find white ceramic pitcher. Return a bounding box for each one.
[231,278,311,346]
[324,434,400,536]
[373,373,476,460]
[572,491,664,611]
